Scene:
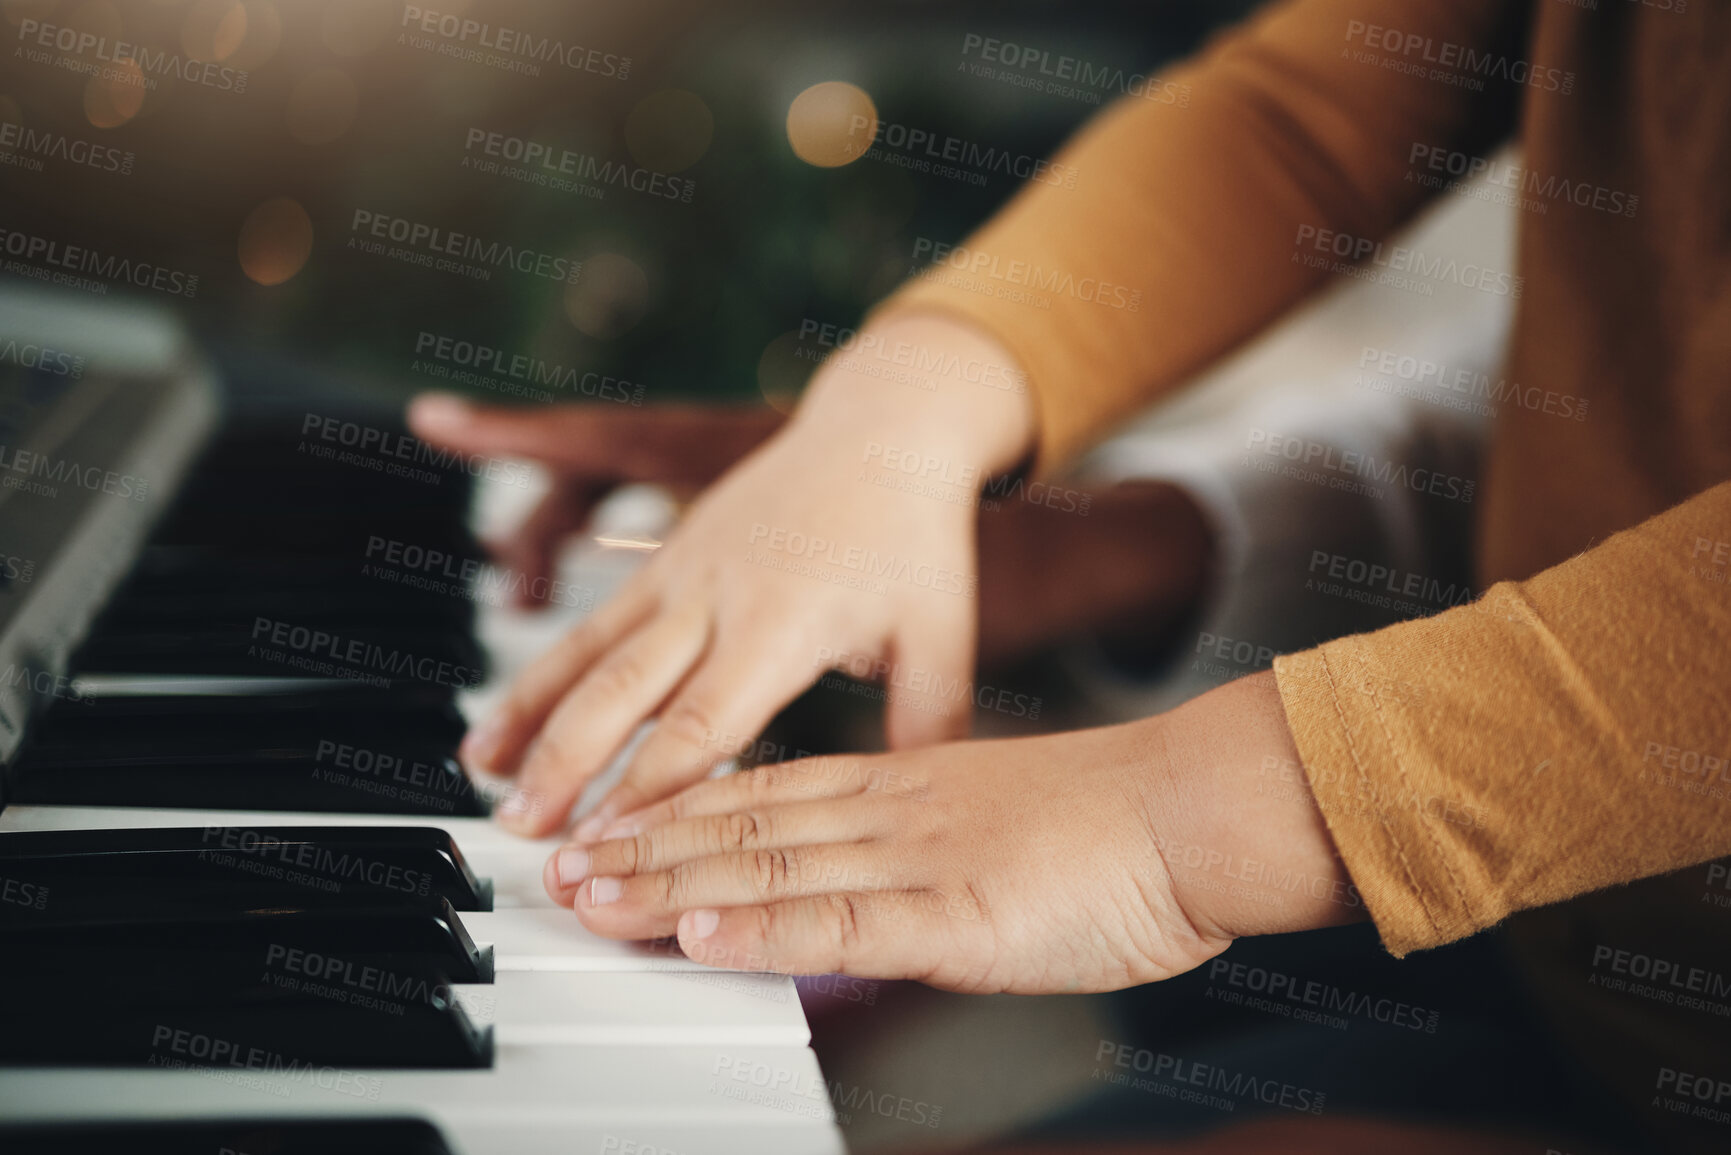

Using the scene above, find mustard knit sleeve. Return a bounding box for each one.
[872,0,1524,474]
[1276,481,1731,955]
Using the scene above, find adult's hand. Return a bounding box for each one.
[412,387,1213,662]
[409,396,782,608]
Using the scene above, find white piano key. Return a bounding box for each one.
[442,1121,846,1155]
[0,369,843,1155]
[463,908,703,972]
[450,971,806,1046]
[0,1043,839,1129]
[0,802,839,1151]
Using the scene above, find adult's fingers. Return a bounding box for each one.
[882,613,975,750]
[409,394,623,471]
[408,393,784,484]
[573,625,835,839]
[676,892,982,982]
[572,843,901,941]
[503,601,713,836]
[487,483,607,609]
[460,583,656,779]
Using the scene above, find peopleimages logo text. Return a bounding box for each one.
[414,332,643,404]
[0,227,198,297]
[1293,224,1522,298]
[1344,20,1574,94]
[848,117,1078,189]
[911,238,1142,312]
[349,210,580,283]
[401,7,630,78]
[463,129,693,202]
[0,120,134,175]
[16,18,249,92]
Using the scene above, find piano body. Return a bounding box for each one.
[0,288,846,1155]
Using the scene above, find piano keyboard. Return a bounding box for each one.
[0,293,845,1155]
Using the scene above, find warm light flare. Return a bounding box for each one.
[786,81,876,168]
[321,0,395,57]
[181,0,247,63]
[83,57,146,128]
[237,196,314,286]
[564,252,649,339]
[756,330,818,414]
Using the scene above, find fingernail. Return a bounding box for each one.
[574,807,614,844]
[555,849,589,888]
[411,392,471,429]
[685,909,720,940]
[589,876,624,906]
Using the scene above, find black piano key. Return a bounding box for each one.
[11,707,484,816]
[102,578,479,627]
[1,902,494,986]
[70,622,485,683]
[6,754,485,817]
[148,514,479,557]
[27,700,465,749]
[3,973,493,1068]
[0,886,496,1069]
[113,548,484,619]
[0,1118,457,1155]
[0,826,493,912]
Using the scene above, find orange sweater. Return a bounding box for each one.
[882,3,1731,1138]
[880,0,1731,959]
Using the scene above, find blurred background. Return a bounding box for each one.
[0,0,1258,413]
[0,5,1665,1154]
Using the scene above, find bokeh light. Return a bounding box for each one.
[563,252,650,339]
[237,196,314,286]
[181,0,247,62]
[321,0,395,57]
[225,0,282,71]
[786,81,876,168]
[83,58,146,129]
[756,330,819,414]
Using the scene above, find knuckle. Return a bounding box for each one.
[818,892,864,953]
[589,651,646,700]
[747,848,796,897]
[717,811,766,852]
[750,904,784,963]
[663,793,693,823]
[659,864,689,910]
[658,694,721,749]
[622,833,651,874]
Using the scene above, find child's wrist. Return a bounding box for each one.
[793,310,1038,482]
